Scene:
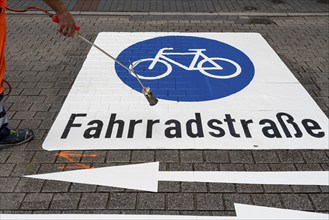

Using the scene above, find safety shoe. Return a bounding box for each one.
[0,128,34,149]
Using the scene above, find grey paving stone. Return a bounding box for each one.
[108,193,136,210]
[25,140,44,151]
[229,151,254,163]
[252,194,284,209]
[0,151,10,163]
[181,182,208,193]
[301,151,329,163]
[269,164,297,171]
[196,194,224,211]
[0,177,19,192]
[70,183,97,192]
[252,151,280,163]
[167,193,195,210]
[236,184,264,193]
[50,193,81,210]
[42,180,71,193]
[310,194,329,211]
[21,193,53,210]
[79,193,109,210]
[281,194,314,211]
[8,103,32,111]
[319,186,329,193]
[33,111,56,120]
[295,164,323,171]
[38,164,64,174]
[292,185,321,193]
[180,151,204,163]
[193,163,219,171]
[11,164,40,177]
[6,151,35,163]
[137,193,165,210]
[106,151,131,163]
[158,181,180,193]
[15,178,44,193]
[208,183,236,193]
[155,150,179,162]
[0,193,26,210]
[131,150,155,162]
[97,185,125,193]
[204,151,229,163]
[29,103,52,112]
[168,163,193,171]
[19,119,42,130]
[31,151,57,164]
[24,96,46,104]
[263,185,293,193]
[277,150,305,163]
[244,164,271,171]
[0,164,15,177]
[33,210,62,214]
[220,164,245,171]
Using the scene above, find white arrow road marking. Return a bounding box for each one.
[29,162,159,192]
[234,203,329,219]
[25,162,329,192]
[1,204,328,219]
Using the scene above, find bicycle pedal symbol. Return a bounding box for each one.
[129,48,242,80]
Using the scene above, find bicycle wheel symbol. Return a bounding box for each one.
[129,58,172,80]
[198,58,242,79]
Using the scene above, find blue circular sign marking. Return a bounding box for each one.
[115,36,255,102]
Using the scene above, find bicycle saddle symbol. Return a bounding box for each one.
[129,48,242,80]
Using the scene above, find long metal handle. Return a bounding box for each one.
[77,34,146,89]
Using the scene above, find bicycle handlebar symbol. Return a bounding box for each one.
[128,48,242,80]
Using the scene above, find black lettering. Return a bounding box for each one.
[260,119,282,138]
[83,120,103,139]
[302,119,325,138]
[224,114,240,137]
[165,119,182,138]
[105,114,124,138]
[146,119,160,138]
[208,119,225,137]
[186,113,204,138]
[128,119,142,138]
[61,113,87,139]
[241,119,253,138]
[277,112,302,138]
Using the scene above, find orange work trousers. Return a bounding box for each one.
[0,3,6,94]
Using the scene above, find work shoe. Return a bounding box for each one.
[0,128,34,149]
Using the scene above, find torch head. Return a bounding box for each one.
[142,87,158,106]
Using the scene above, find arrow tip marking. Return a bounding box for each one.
[25,162,160,192]
[235,203,329,219]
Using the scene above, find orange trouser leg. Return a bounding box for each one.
[0,6,6,94]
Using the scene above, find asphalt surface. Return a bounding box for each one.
[0,0,328,217]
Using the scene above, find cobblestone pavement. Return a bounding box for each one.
[6,0,329,13]
[0,12,328,216]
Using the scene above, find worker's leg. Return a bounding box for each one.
[0,5,8,136]
[0,6,33,148]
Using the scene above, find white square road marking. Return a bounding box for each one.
[43,33,328,150]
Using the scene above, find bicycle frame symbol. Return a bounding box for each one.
[129,48,242,80]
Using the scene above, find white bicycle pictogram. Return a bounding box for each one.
[128,48,242,80]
